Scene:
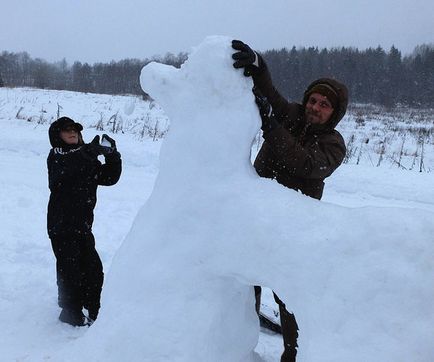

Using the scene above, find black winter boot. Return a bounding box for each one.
[281,347,297,362]
[273,293,299,362]
[87,308,99,324]
[59,308,87,327]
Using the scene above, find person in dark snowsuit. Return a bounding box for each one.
[232,40,348,362]
[47,116,122,326]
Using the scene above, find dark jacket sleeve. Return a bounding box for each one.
[98,151,122,186]
[252,55,293,119]
[262,127,346,179]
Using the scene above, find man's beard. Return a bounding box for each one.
[305,110,321,123]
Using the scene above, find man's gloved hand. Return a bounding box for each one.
[253,87,278,132]
[232,40,262,77]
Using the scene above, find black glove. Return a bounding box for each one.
[81,134,118,160]
[232,40,262,77]
[100,134,121,160]
[80,135,103,160]
[253,87,278,132]
[102,134,116,148]
[97,134,117,155]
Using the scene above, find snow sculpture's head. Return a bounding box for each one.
[140,36,261,179]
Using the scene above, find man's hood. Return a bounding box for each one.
[302,78,348,130]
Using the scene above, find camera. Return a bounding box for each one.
[100,134,112,147]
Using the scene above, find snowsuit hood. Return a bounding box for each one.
[302,78,348,130]
[49,117,84,148]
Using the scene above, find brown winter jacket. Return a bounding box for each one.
[252,60,348,200]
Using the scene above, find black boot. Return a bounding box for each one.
[59,308,87,327]
[87,308,99,324]
[281,347,297,362]
[273,293,299,362]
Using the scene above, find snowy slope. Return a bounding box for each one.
[0,85,433,361]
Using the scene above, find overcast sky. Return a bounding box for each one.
[2,0,433,64]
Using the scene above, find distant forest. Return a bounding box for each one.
[0,44,433,107]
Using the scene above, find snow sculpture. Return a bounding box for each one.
[76,36,434,362]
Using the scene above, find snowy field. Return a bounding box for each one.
[0,85,433,361]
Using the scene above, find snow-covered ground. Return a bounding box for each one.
[0,84,433,361]
[1,87,433,173]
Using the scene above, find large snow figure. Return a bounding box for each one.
[75,37,434,362]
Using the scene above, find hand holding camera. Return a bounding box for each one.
[81,134,118,160]
[99,134,117,155]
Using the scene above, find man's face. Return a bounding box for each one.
[305,93,335,125]
[60,126,79,145]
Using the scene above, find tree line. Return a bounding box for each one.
[0,51,187,99]
[261,44,434,107]
[0,45,433,106]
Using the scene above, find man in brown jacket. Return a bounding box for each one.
[232,40,348,362]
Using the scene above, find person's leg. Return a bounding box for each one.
[254,286,262,314]
[50,235,86,326]
[81,233,104,321]
[50,235,83,310]
[273,293,299,362]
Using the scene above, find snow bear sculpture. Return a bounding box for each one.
[76,37,434,362]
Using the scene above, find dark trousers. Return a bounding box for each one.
[255,286,299,362]
[50,232,103,316]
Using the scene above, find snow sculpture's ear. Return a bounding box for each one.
[140,62,180,112]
